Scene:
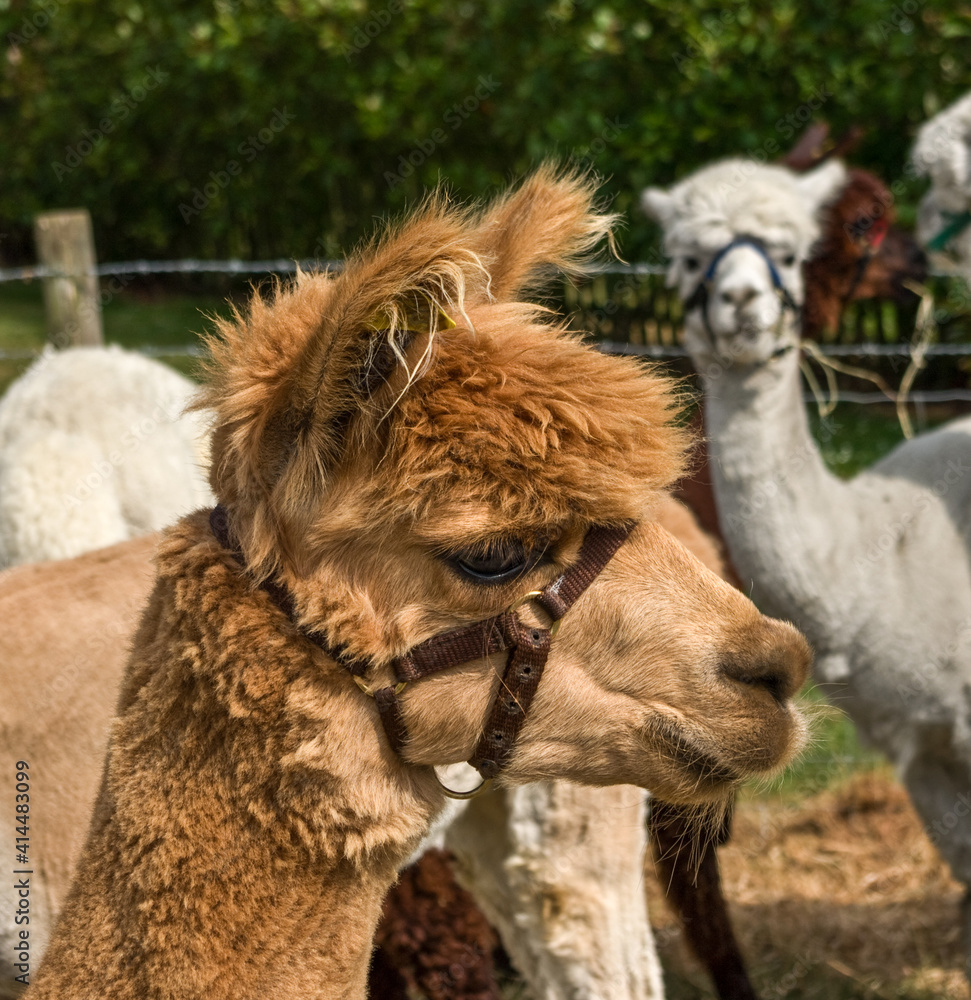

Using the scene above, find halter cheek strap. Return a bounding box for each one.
[209,506,634,783]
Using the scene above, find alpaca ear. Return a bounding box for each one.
[782,121,832,171]
[203,198,486,577]
[795,159,848,213]
[468,164,619,302]
[641,186,675,226]
[205,167,615,578]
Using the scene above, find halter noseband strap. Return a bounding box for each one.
[683,235,800,346]
[209,505,634,782]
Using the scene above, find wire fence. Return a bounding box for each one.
[0,258,342,284]
[4,255,971,409]
[0,257,668,284]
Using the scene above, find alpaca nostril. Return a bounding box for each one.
[721,656,789,703]
[720,286,759,308]
[720,623,812,704]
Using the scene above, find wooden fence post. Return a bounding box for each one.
[33,209,104,348]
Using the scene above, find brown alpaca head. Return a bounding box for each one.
[802,167,927,340]
[200,167,810,805]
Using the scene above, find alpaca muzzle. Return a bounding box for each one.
[684,234,800,353]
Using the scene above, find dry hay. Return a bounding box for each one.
[647,767,969,999]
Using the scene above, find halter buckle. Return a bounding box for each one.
[354,675,407,698]
[508,589,561,637]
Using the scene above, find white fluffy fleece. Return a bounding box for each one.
[912,92,971,270]
[0,346,214,568]
[913,92,971,197]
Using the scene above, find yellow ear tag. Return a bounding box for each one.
[367,298,456,334]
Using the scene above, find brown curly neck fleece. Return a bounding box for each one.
[26,510,441,1000]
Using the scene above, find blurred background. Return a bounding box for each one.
[2,0,968,264]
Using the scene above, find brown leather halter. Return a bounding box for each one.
[210,505,634,784]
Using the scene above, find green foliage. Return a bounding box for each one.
[1,0,970,263]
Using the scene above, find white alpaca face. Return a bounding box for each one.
[642,158,847,369]
[672,236,802,365]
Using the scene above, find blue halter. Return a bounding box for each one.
[683,235,799,339]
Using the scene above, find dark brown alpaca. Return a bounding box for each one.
[784,121,927,340]
[801,167,927,340]
[370,849,501,1000]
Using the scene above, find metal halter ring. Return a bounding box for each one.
[508,590,561,637]
[433,773,495,801]
[353,675,407,698]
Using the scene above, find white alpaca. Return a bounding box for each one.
[644,156,971,968]
[0,345,213,569]
[913,91,971,268]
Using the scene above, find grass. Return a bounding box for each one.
[0,281,232,391]
[742,683,884,804]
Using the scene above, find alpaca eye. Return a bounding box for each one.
[781,253,796,267]
[684,256,700,272]
[453,539,530,583]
